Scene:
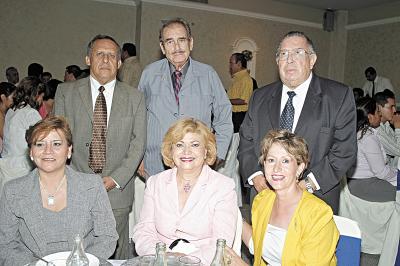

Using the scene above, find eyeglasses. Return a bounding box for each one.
[163,37,189,48]
[276,48,314,61]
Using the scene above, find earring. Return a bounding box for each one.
[30,156,34,161]
[67,155,71,159]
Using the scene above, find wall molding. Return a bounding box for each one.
[346,16,400,30]
[90,0,136,6]
[142,0,322,29]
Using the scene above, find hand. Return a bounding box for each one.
[253,174,268,193]
[137,160,149,178]
[298,179,306,190]
[213,158,225,170]
[103,176,116,191]
[392,113,400,129]
[224,246,248,266]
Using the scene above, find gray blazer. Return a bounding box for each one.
[238,74,357,213]
[139,57,233,175]
[54,77,146,209]
[0,166,118,266]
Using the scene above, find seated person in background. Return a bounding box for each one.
[0,116,118,266]
[40,71,52,84]
[133,118,237,265]
[0,77,44,192]
[38,79,62,118]
[0,82,16,153]
[352,87,364,101]
[225,129,339,266]
[374,90,400,167]
[64,65,81,82]
[347,97,397,202]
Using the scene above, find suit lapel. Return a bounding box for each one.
[78,80,93,122]
[295,76,322,133]
[268,83,283,130]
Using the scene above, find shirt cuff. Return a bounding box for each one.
[248,171,264,185]
[307,172,320,190]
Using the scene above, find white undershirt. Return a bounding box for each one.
[89,75,116,125]
[248,224,287,266]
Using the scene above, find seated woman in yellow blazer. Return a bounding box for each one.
[226,129,339,265]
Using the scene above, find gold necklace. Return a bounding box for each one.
[39,175,66,206]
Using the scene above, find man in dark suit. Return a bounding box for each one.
[54,35,146,259]
[238,31,357,214]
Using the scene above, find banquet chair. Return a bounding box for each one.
[232,208,243,256]
[333,215,361,266]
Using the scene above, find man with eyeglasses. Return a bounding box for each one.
[238,31,357,214]
[374,90,400,167]
[137,17,233,177]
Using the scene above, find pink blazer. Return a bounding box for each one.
[133,165,238,265]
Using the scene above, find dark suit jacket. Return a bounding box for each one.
[238,74,357,213]
[54,77,146,209]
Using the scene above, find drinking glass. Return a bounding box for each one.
[139,255,155,266]
[178,255,201,266]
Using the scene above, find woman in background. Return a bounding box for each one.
[0,76,43,192]
[38,79,62,118]
[0,82,16,154]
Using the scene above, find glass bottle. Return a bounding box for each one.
[153,242,167,266]
[210,239,226,266]
[66,234,89,266]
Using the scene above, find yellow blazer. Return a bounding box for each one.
[252,190,339,266]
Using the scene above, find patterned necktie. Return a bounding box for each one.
[89,86,107,174]
[173,70,182,104]
[279,91,296,132]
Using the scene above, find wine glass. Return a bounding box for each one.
[178,255,201,266]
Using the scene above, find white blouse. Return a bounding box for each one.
[248,224,287,266]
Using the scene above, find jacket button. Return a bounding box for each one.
[86,143,90,147]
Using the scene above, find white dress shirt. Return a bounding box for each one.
[90,76,116,124]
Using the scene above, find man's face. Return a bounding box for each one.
[121,50,129,62]
[379,98,396,123]
[366,71,376,82]
[229,55,241,76]
[85,39,121,85]
[6,70,19,84]
[160,23,193,70]
[277,36,317,89]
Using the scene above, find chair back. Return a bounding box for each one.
[333,215,361,266]
[232,208,242,256]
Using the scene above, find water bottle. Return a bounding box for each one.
[66,234,89,266]
[210,239,226,266]
[153,242,167,266]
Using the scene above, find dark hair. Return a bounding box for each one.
[65,65,81,79]
[352,87,364,101]
[26,115,73,148]
[0,82,17,102]
[43,79,62,101]
[27,63,43,78]
[374,89,395,107]
[356,97,377,140]
[365,66,376,76]
[12,76,44,110]
[159,18,192,42]
[122,43,137,57]
[5,67,19,84]
[87,34,121,59]
[40,72,52,82]
[276,31,316,56]
[232,53,247,69]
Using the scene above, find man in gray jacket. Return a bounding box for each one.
[138,17,233,177]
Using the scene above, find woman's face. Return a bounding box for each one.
[0,93,14,109]
[368,108,381,128]
[263,143,305,192]
[30,129,72,175]
[172,132,207,174]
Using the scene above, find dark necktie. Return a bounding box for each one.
[89,86,107,174]
[371,81,375,97]
[173,70,182,105]
[279,91,296,132]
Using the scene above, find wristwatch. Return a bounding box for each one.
[304,177,314,193]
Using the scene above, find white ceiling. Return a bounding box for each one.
[273,0,400,10]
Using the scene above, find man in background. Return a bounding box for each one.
[362,66,393,97]
[117,43,142,88]
[5,67,19,85]
[64,65,81,82]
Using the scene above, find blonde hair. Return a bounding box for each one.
[161,118,217,168]
[259,129,309,167]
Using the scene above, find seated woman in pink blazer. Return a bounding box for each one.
[133,118,238,265]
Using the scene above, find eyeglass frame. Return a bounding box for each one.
[162,37,190,48]
[276,48,315,61]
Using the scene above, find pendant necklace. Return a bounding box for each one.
[39,175,66,206]
[182,177,192,193]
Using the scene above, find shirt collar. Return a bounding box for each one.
[89,75,116,91]
[233,69,249,79]
[169,58,190,76]
[282,72,313,96]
